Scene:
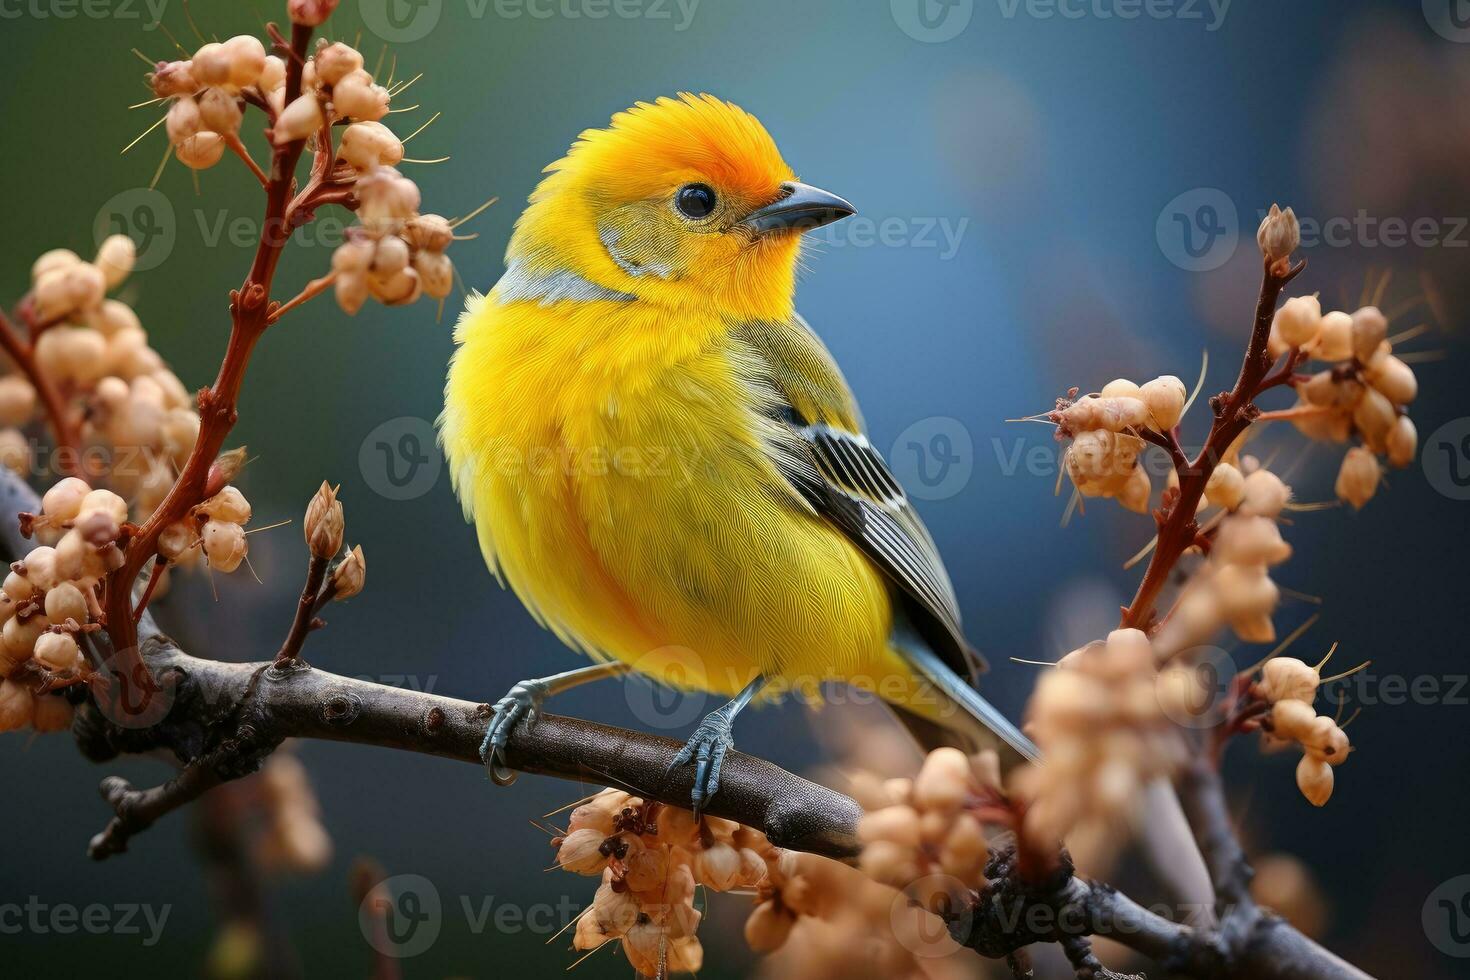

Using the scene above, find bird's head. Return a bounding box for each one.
[506,93,854,318]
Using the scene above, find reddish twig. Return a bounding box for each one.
[0,306,81,474]
[273,553,328,668]
[100,21,321,692]
[1120,256,1306,631]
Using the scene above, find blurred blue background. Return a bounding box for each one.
[3,0,1468,977]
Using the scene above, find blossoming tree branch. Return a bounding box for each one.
[0,4,1422,978]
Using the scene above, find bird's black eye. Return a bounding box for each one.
[675,183,717,219]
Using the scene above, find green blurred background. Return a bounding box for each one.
[3,1,1469,977]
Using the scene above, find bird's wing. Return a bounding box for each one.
[731,315,984,684]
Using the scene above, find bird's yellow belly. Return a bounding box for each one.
[449,320,897,697]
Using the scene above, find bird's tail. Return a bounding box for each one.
[888,636,1037,772]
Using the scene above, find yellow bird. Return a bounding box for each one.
[440,93,1033,811]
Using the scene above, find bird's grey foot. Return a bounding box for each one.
[670,706,739,817]
[480,678,550,786]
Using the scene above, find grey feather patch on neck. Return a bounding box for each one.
[598,224,675,280]
[496,259,637,305]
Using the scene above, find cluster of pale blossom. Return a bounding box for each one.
[1159,459,1295,649]
[1055,375,1187,512]
[331,211,455,313]
[554,784,976,979]
[150,33,454,313]
[18,239,202,525]
[153,35,278,170]
[1256,655,1352,807]
[1020,629,1191,854]
[19,238,201,505]
[0,482,133,731]
[555,790,747,975]
[1268,297,1417,509]
[853,748,994,907]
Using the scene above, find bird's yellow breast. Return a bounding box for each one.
[441,292,895,697]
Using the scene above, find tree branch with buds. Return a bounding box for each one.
[0,5,1406,974]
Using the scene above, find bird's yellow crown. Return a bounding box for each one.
[504,93,805,319]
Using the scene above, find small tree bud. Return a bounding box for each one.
[1274,294,1322,349]
[304,481,344,559]
[192,42,232,87]
[197,485,252,524]
[0,679,34,731]
[198,87,244,136]
[176,132,226,170]
[1334,446,1380,511]
[331,73,390,122]
[331,545,365,600]
[149,60,198,99]
[202,520,248,573]
[222,35,267,89]
[94,235,137,289]
[314,42,364,86]
[34,631,81,672]
[1257,204,1300,266]
[404,214,454,252]
[1296,754,1333,806]
[1310,311,1354,362]
[1386,416,1417,469]
[0,376,36,428]
[1140,375,1186,431]
[274,94,325,145]
[288,0,340,26]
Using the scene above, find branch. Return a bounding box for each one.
[0,462,1368,978]
[0,306,82,473]
[101,20,320,682]
[1120,255,1306,631]
[73,637,864,861]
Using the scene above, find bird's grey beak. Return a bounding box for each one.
[739,182,856,235]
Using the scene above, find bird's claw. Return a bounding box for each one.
[480,679,549,786]
[669,710,736,817]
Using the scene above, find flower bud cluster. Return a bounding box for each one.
[1054,375,1185,512]
[556,790,776,976]
[19,241,203,532]
[853,747,996,907]
[1267,297,1417,509]
[151,36,279,169]
[1164,461,1294,648]
[332,212,455,313]
[1255,657,1352,807]
[1020,629,1189,855]
[170,484,256,574]
[0,481,135,731]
